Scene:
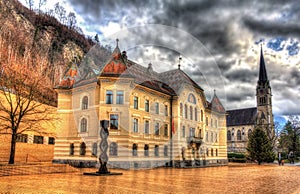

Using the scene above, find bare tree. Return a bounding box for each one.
[0,63,56,164]
[67,12,77,29]
[25,0,35,10]
[38,0,47,14]
[54,2,66,23]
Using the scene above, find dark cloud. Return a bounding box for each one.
[225,68,257,83]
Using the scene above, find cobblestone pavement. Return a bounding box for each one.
[0,163,300,194]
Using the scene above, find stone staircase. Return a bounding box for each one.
[0,163,79,176]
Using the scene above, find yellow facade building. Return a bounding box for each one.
[53,41,227,168]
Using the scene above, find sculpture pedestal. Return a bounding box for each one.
[83,171,123,176]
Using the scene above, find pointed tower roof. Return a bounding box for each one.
[208,90,226,113]
[101,39,128,77]
[258,46,268,84]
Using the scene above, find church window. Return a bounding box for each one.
[180,103,183,116]
[227,130,231,141]
[145,100,149,112]
[195,108,198,121]
[164,145,168,156]
[144,120,149,134]
[82,96,88,109]
[206,131,208,142]
[110,114,119,129]
[215,119,218,128]
[92,143,97,156]
[206,117,208,125]
[106,90,113,104]
[80,142,86,156]
[188,93,196,104]
[70,143,74,155]
[134,96,139,109]
[154,145,159,156]
[116,91,124,104]
[190,106,193,120]
[133,118,138,133]
[80,118,87,133]
[201,110,203,121]
[184,104,188,119]
[189,128,195,137]
[144,144,149,156]
[109,142,118,156]
[237,130,242,141]
[210,132,213,142]
[132,144,138,156]
[248,129,252,138]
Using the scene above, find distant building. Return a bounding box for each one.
[226,48,274,153]
[53,40,228,169]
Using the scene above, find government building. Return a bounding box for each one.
[226,48,274,153]
[53,40,228,169]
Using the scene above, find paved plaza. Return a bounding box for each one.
[0,163,300,193]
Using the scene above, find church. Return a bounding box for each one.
[53,40,228,169]
[226,48,274,153]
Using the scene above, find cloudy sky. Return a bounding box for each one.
[20,0,300,124]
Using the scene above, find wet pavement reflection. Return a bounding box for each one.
[0,164,300,194]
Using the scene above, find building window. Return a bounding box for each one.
[188,93,196,104]
[180,103,183,116]
[189,128,195,137]
[133,118,138,133]
[33,135,43,144]
[190,106,193,120]
[116,91,124,104]
[164,124,168,136]
[215,119,218,128]
[110,114,119,129]
[48,137,55,145]
[92,143,97,156]
[215,133,218,142]
[195,108,198,121]
[237,130,242,141]
[206,131,208,142]
[144,120,149,134]
[211,118,213,127]
[109,142,118,156]
[134,96,138,109]
[184,104,188,119]
[164,105,168,116]
[206,148,209,157]
[154,145,159,156]
[211,132,214,142]
[155,102,159,114]
[145,100,149,112]
[106,90,113,104]
[155,122,159,135]
[82,96,88,110]
[182,126,186,137]
[201,110,203,121]
[144,144,149,156]
[132,144,138,156]
[16,134,28,143]
[211,148,213,156]
[206,117,208,125]
[80,142,86,156]
[216,149,218,156]
[80,118,87,132]
[70,143,74,155]
[164,145,168,156]
[227,130,231,141]
[248,129,252,138]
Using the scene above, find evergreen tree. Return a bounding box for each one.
[247,127,275,165]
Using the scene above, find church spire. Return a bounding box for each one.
[258,46,268,84]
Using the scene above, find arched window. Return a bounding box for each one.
[132,144,138,156]
[70,143,74,155]
[144,144,149,156]
[188,93,196,104]
[237,130,242,141]
[92,143,97,156]
[180,103,183,116]
[80,118,87,132]
[190,106,193,120]
[195,108,198,121]
[82,96,88,110]
[109,142,118,156]
[80,142,86,156]
[184,104,188,119]
[227,130,231,141]
[248,129,252,138]
[201,110,203,121]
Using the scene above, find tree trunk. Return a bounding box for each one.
[9,132,17,164]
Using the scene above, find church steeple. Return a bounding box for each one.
[258,46,268,84]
